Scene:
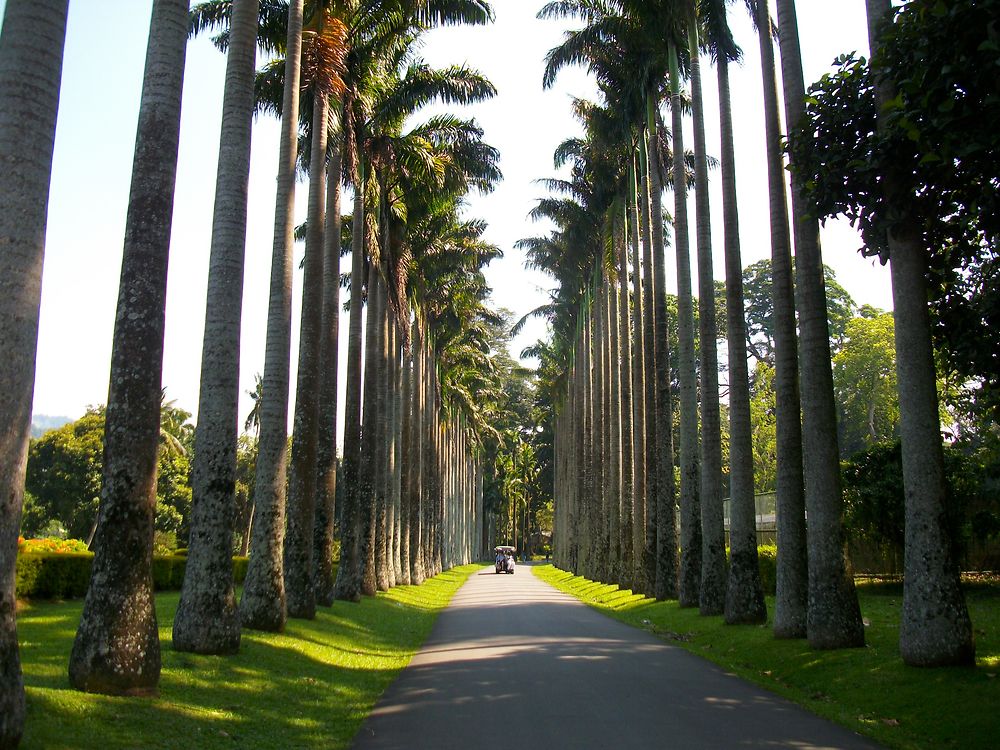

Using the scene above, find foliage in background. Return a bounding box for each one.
[841,440,998,565]
[23,402,201,547]
[749,362,777,493]
[832,311,899,456]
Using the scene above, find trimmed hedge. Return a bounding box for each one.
[16,552,252,600]
[757,544,777,595]
[15,553,93,599]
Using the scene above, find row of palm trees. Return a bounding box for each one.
[0,0,503,744]
[536,0,974,668]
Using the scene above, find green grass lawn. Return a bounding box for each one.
[533,564,1000,750]
[16,565,481,749]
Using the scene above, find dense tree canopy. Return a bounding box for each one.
[788,0,1000,408]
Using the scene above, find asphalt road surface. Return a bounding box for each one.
[351,563,880,749]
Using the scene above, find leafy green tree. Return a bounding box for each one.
[234,434,259,556]
[749,362,778,494]
[788,0,985,665]
[156,452,193,541]
[18,491,50,539]
[843,440,979,569]
[25,411,105,542]
[26,406,196,547]
[788,0,999,416]
[741,259,857,370]
[833,312,899,456]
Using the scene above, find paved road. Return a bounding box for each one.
[352,564,879,749]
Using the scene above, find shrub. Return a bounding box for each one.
[151,555,187,591]
[16,551,251,599]
[19,537,90,555]
[233,556,249,584]
[757,544,777,595]
[15,553,93,599]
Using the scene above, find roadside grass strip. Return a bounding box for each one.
[16,564,482,749]
[533,564,1000,750]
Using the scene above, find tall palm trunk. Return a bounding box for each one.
[431,363,444,576]
[582,307,596,578]
[421,340,435,577]
[638,137,658,596]
[718,55,766,625]
[69,0,189,694]
[864,0,974,667]
[688,26,726,615]
[629,163,648,592]
[374,280,391,592]
[174,0,258,654]
[593,278,608,581]
[616,218,634,590]
[239,0,305,631]
[333,173,366,603]
[774,0,864,650]
[359,265,383,595]
[647,100,678,602]
[375,294,392,591]
[575,336,585,573]
[409,321,426,584]
[398,324,413,585]
[0,0,69,739]
[284,92,330,620]
[391,324,404,583]
[670,48,702,608]
[314,136,343,608]
[755,0,807,639]
[607,275,622,583]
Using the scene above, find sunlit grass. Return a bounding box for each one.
[17,565,481,749]
[534,564,1000,750]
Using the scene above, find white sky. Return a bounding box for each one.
[13,0,888,427]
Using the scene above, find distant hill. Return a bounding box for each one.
[31,414,74,439]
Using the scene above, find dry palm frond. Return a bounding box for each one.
[302,13,349,98]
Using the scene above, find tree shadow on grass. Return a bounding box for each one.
[16,567,479,750]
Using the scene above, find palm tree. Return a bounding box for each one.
[0,0,70,739]
[284,8,349,620]
[536,6,698,589]
[704,0,766,625]
[313,135,344,607]
[69,0,190,694]
[864,0,974,667]
[629,161,648,593]
[773,0,864,650]
[358,262,383,595]
[752,0,807,639]
[333,158,367,601]
[334,4,496,597]
[408,319,426,584]
[173,0,259,656]
[684,5,726,616]
[668,43,700,608]
[239,0,305,632]
[614,221,633,589]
